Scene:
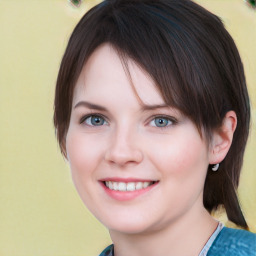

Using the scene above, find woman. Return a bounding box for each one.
[54,0,255,255]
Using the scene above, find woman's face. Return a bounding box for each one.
[66,44,212,234]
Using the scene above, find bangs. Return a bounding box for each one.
[95,1,227,135]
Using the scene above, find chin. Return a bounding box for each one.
[99,213,159,235]
[108,222,152,235]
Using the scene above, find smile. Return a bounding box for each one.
[104,181,157,192]
[100,178,159,201]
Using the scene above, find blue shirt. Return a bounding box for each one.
[99,227,256,256]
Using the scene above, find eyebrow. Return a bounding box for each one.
[74,101,172,112]
[74,101,108,111]
[141,103,172,111]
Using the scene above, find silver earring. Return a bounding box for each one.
[212,163,219,171]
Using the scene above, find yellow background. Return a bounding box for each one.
[0,0,255,255]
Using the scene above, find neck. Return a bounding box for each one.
[109,206,218,256]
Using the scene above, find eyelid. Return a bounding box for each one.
[79,113,109,125]
[147,114,178,127]
[78,112,178,127]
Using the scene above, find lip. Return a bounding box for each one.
[99,178,159,201]
[100,177,156,182]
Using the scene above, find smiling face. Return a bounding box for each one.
[66,44,212,234]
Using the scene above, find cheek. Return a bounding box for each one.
[148,130,209,178]
[66,130,103,180]
[65,129,108,208]
[149,131,209,213]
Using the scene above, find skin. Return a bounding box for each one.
[66,44,237,256]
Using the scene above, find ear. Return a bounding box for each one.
[209,111,237,165]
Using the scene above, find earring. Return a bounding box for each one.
[212,163,219,171]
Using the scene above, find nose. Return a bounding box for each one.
[104,127,143,167]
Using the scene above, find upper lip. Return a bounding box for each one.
[99,177,159,182]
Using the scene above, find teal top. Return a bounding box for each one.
[99,226,256,256]
[207,227,256,255]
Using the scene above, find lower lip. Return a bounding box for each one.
[100,182,159,201]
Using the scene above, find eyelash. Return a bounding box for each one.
[79,113,177,129]
[80,113,108,126]
[148,115,177,129]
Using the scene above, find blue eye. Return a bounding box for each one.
[150,117,173,127]
[84,115,107,126]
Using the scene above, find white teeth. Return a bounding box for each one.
[113,182,118,190]
[104,181,156,191]
[143,182,150,188]
[136,182,143,190]
[109,181,113,190]
[118,182,126,191]
[126,182,135,191]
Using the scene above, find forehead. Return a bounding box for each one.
[72,44,165,107]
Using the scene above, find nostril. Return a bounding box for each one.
[104,147,143,166]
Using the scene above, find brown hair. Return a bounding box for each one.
[54,0,250,229]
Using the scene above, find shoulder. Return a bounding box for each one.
[98,244,114,256]
[207,227,256,256]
